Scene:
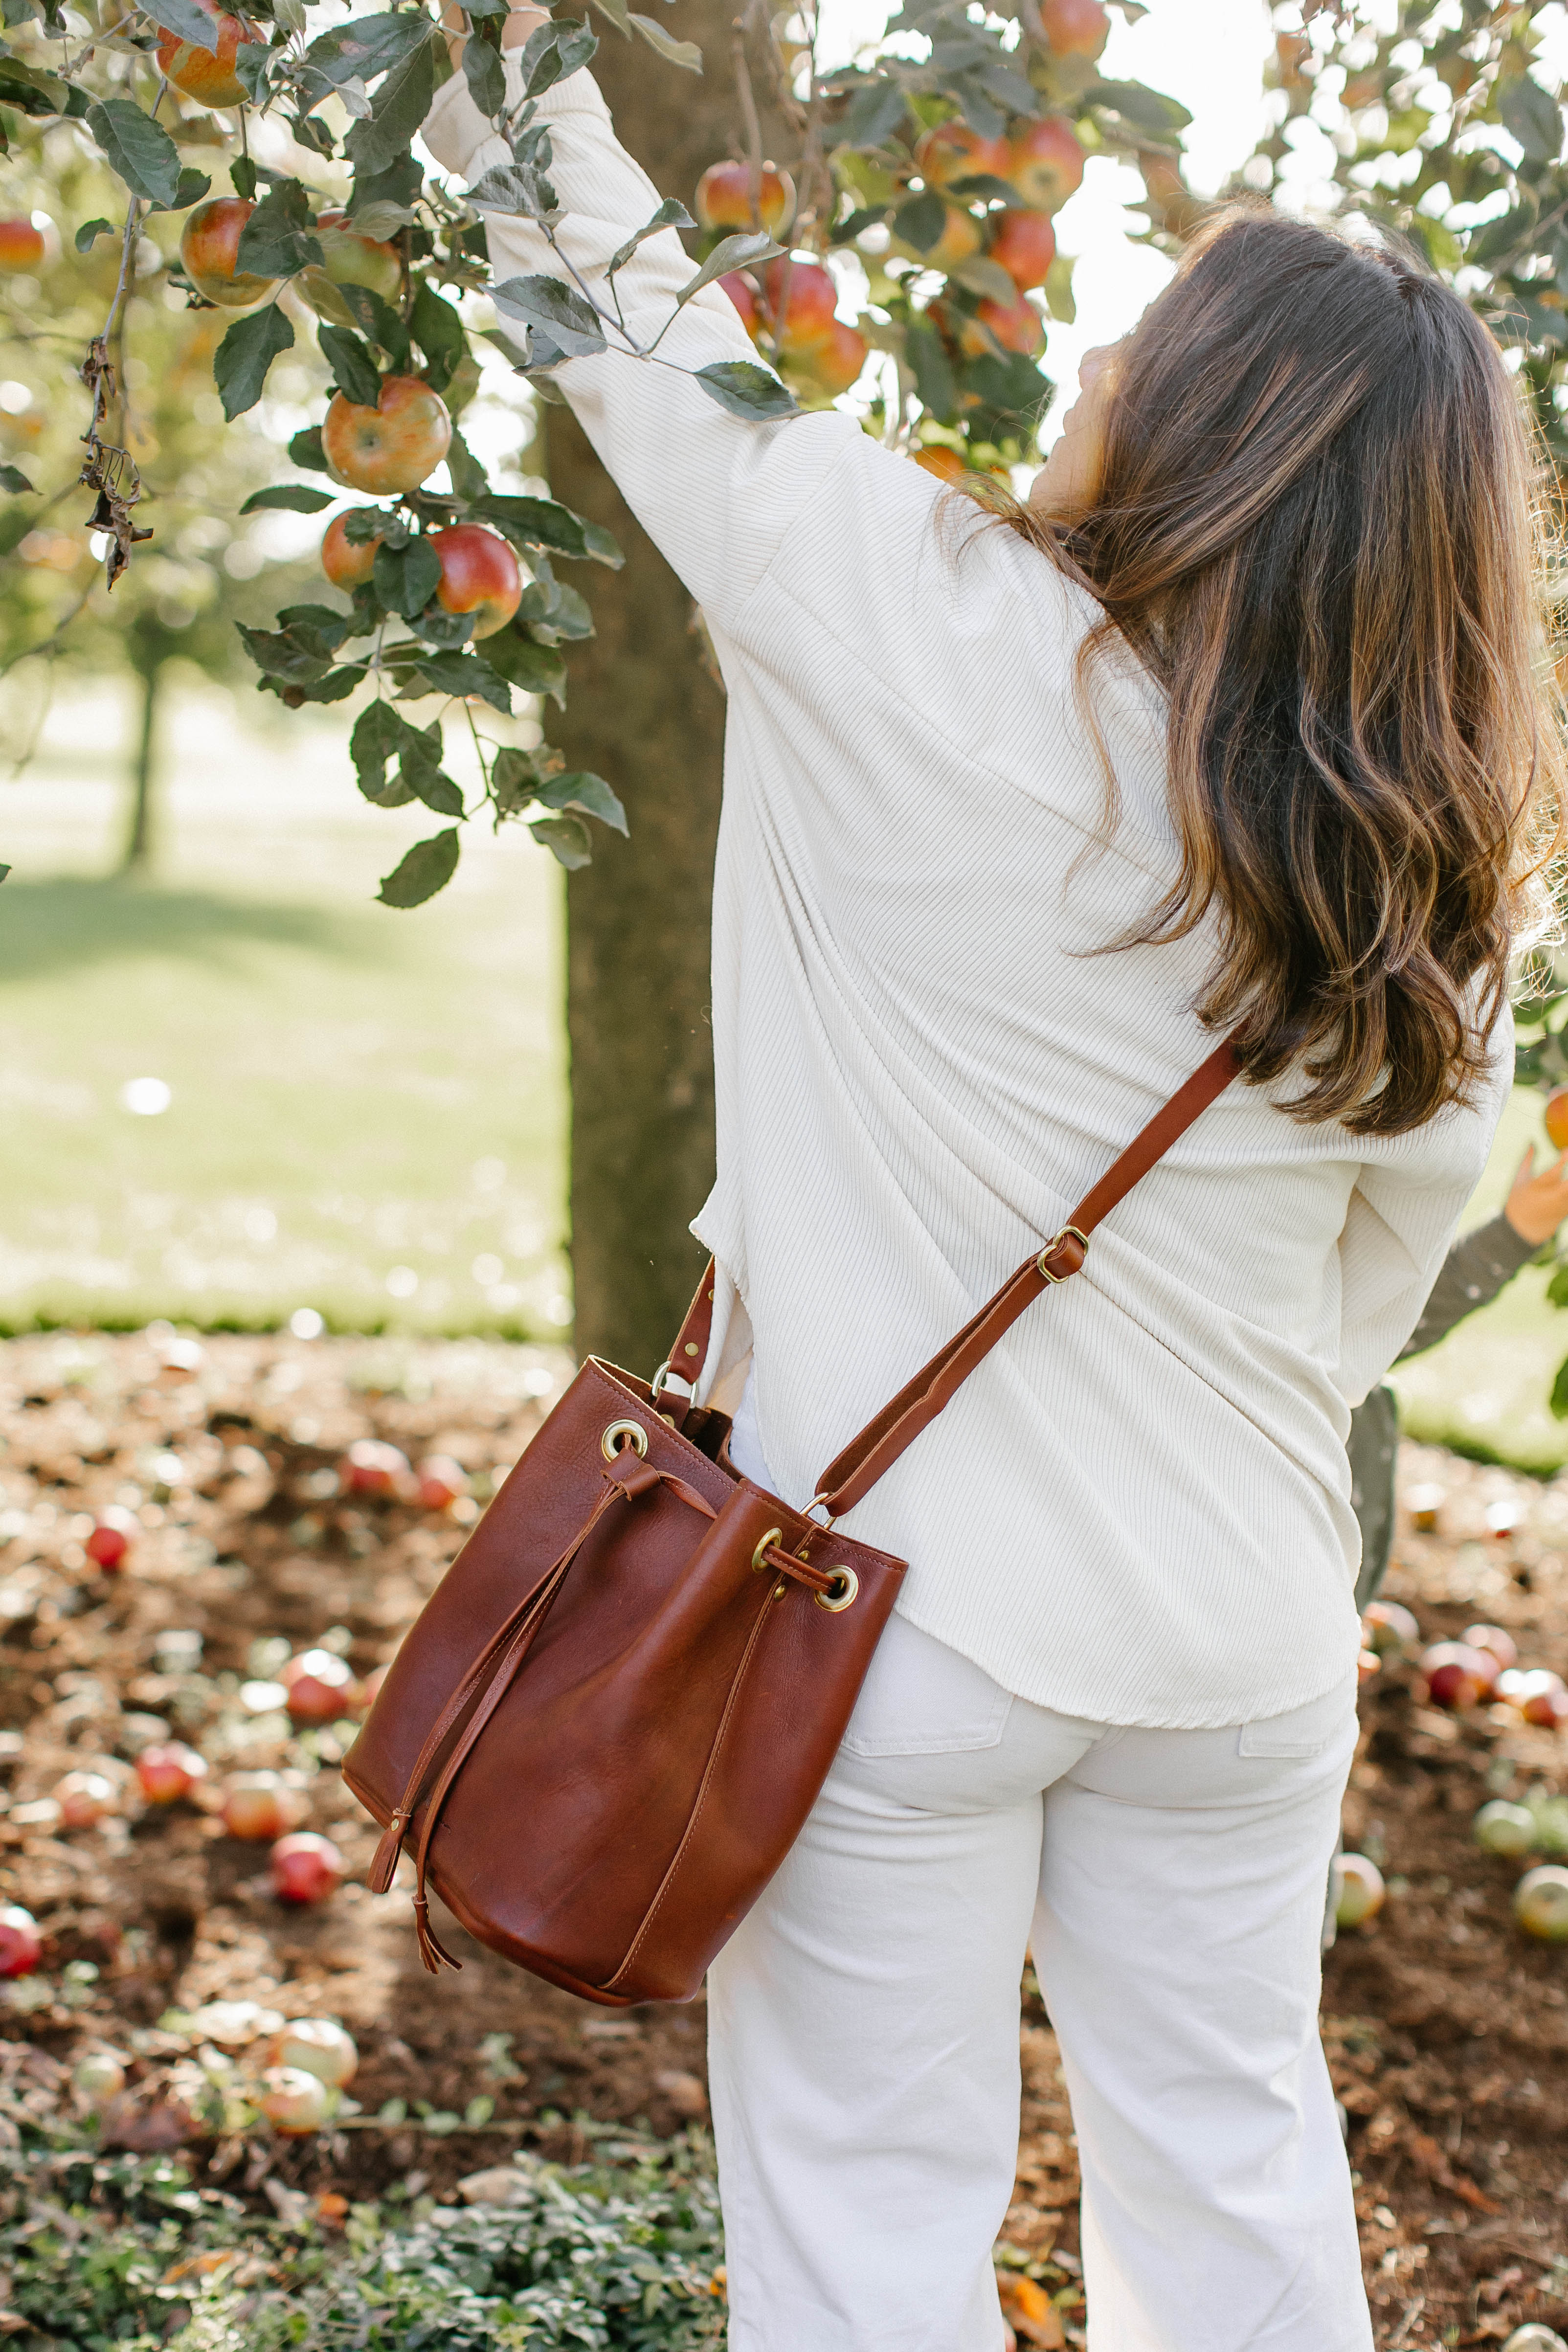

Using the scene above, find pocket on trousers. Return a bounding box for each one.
[1236,1685,1342,1758]
[841,1615,1015,1758]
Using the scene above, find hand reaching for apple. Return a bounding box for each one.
[1505,1141,1568,1247]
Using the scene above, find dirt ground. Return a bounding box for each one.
[3,1328,1568,2346]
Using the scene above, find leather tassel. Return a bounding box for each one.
[412,1892,462,1974]
[367,1808,409,1895]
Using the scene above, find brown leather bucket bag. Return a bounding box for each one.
[343,1037,1239,2006]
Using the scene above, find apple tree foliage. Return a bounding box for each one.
[0,0,1184,903]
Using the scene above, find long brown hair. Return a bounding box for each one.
[1008,203,1563,1137]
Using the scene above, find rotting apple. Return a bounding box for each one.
[321,512,383,591]
[1474,1799,1537,1858]
[256,2064,333,2134]
[179,199,279,312]
[321,376,451,497]
[338,1437,412,1498]
[55,1770,116,1829]
[270,1830,344,1904]
[0,1904,41,1978]
[761,258,839,354]
[155,0,259,107]
[0,218,45,273]
[1462,1623,1518,1674]
[694,158,795,237]
[86,1507,137,1571]
[1041,0,1109,55]
[1006,117,1086,213]
[1361,1599,1420,1660]
[135,1743,208,1803]
[1515,1863,1568,1942]
[430,525,523,639]
[1332,1853,1384,1928]
[221,1770,308,1842]
[1417,1640,1495,1710]
[914,119,1011,195]
[989,210,1056,293]
[258,2017,358,2087]
[281,1648,358,1725]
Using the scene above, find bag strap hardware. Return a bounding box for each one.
[1037,1224,1089,1283]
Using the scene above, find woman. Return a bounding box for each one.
[426,21,1559,2347]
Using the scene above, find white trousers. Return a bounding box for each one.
[709,1393,1369,2352]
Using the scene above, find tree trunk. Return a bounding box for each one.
[549,4,775,1374]
[122,651,162,874]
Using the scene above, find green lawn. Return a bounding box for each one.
[0,669,570,1339]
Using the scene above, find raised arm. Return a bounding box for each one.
[422,7,869,632]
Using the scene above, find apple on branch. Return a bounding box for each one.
[1007,117,1086,213]
[694,159,795,238]
[0,218,45,274]
[321,512,383,590]
[180,199,280,312]
[989,211,1056,293]
[156,0,260,109]
[1041,0,1109,58]
[430,525,523,638]
[761,258,839,355]
[914,120,1011,195]
[891,205,981,273]
[322,377,452,498]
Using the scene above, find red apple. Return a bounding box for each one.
[694,158,795,236]
[1042,0,1109,56]
[256,2064,333,2133]
[1007,117,1086,212]
[86,1506,137,1571]
[892,203,982,271]
[1501,1668,1568,1728]
[989,209,1056,292]
[321,376,451,497]
[1418,1641,1495,1711]
[1474,1798,1536,1858]
[1462,1623,1518,1674]
[280,1649,358,1725]
[156,0,259,108]
[914,120,1011,195]
[135,1743,208,1803]
[73,2051,126,2104]
[0,218,45,274]
[270,1830,343,1904]
[221,1770,308,1842]
[762,257,839,353]
[0,1904,41,1978]
[430,525,522,640]
[313,208,401,305]
[1515,1863,1568,1942]
[795,318,868,396]
[914,446,967,484]
[719,270,762,338]
[1546,1086,1568,1152]
[55,1770,116,1829]
[321,511,383,590]
[1361,1599,1420,1659]
[957,292,1046,357]
[1333,1853,1384,1928]
[258,2016,358,2086]
[179,198,280,312]
[338,1437,411,1497]
[415,1455,469,1511]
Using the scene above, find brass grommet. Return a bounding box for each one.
[601,1418,649,1463]
[815,1566,859,1613]
[752,1527,783,1573]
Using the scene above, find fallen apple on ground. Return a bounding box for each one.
[1474,1799,1537,1858]
[0,1904,41,1977]
[1332,1853,1385,1928]
[281,1648,358,1725]
[338,1437,411,1497]
[694,158,794,237]
[1463,1623,1518,1673]
[155,0,258,105]
[321,377,451,497]
[1361,1599,1419,1659]
[270,1830,344,1905]
[256,2065,334,2134]
[416,1455,469,1511]
[73,2051,126,2104]
[135,1743,208,1803]
[1497,1667,1568,1727]
[85,1507,137,1571]
[1514,1864,1568,1942]
[179,199,279,312]
[221,1770,308,1842]
[1418,1640,1496,1709]
[258,2017,358,2087]
[54,1770,116,1828]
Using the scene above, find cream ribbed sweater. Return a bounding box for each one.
[424,61,1512,1727]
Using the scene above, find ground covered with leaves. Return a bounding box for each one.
[0,1331,1567,2347]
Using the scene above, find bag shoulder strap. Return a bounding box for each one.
[657,1034,1241,1517]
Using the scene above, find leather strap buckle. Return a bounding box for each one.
[1037,1225,1089,1283]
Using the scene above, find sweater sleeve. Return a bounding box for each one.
[422,58,876,634]
[1394,1211,1536,1361]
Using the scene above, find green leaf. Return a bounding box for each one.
[1042,251,1075,325]
[894,191,947,253]
[481,628,568,704]
[628,12,700,70]
[905,314,957,422]
[0,462,34,494]
[231,156,258,203]
[491,744,541,808]
[518,571,594,640]
[236,179,322,279]
[535,769,627,833]
[1499,74,1563,168]
[517,16,598,96]
[692,359,798,420]
[1082,76,1191,135]
[336,284,410,367]
[949,254,1018,305]
[607,196,694,280]
[529,811,594,866]
[345,34,438,177]
[412,281,466,391]
[274,602,353,655]
[491,274,607,358]
[1469,197,1539,267]
[350,699,407,797]
[214,303,294,421]
[588,0,630,34]
[374,536,442,617]
[404,604,474,648]
[1551,1349,1568,1419]
[237,619,333,684]
[462,27,507,116]
[676,229,782,307]
[0,57,67,115]
[444,427,489,501]
[840,75,909,148]
[379,827,461,907]
[403,649,511,713]
[75,217,114,251]
[305,11,437,90]
[342,507,392,545]
[87,97,182,208]
[318,322,383,409]
[239,484,336,515]
[141,0,227,49]
[232,41,274,104]
[153,166,212,215]
[289,425,328,472]
[349,199,421,238]
[282,663,366,704]
[1547,1261,1568,1311]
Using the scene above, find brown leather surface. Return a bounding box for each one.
[344,1035,1238,2003]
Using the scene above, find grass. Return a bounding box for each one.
[0,668,570,1340]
